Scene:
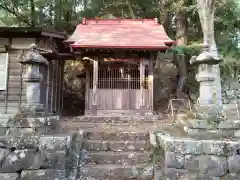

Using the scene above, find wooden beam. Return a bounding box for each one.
[140,58,145,116]
[92,59,98,115]
[148,54,154,112]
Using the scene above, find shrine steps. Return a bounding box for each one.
[79,164,152,180]
[60,115,167,180]
[69,114,167,123]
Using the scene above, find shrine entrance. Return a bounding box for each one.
[86,59,149,112]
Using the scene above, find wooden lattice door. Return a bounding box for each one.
[89,62,149,110]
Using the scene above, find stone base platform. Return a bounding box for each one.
[150,124,240,179]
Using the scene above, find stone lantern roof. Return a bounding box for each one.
[20,44,49,66]
[190,44,222,65]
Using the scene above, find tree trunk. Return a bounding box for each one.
[126,0,136,19]
[30,0,35,27]
[175,11,188,98]
[197,0,222,105]
[54,0,62,29]
[83,0,87,11]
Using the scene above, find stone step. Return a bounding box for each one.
[86,151,151,165]
[82,139,150,152]
[79,164,153,180]
[71,115,165,123]
[82,130,149,141]
[61,122,160,131]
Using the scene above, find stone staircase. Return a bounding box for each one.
[60,115,167,180]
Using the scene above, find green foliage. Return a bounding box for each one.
[169,43,202,56]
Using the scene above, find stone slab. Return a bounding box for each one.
[157,134,203,155]
[228,155,240,173]
[165,152,184,169]
[6,128,35,136]
[20,170,66,180]
[39,135,72,151]
[7,135,39,149]
[41,150,67,170]
[1,149,45,173]
[0,173,19,180]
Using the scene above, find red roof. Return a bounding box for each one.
[66,18,174,50]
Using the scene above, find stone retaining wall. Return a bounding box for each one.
[0,115,81,180]
[151,132,240,179]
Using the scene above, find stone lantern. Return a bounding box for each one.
[190,44,222,105]
[20,44,49,116]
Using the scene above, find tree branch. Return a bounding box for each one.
[0,3,31,26]
[126,0,136,19]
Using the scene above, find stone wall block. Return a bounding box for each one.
[198,155,228,177]
[202,140,240,156]
[184,154,201,171]
[165,152,184,169]
[20,170,66,180]
[223,173,240,180]
[218,120,240,130]
[177,172,221,180]
[0,137,11,149]
[7,136,39,149]
[1,149,45,173]
[202,140,227,156]
[45,117,61,133]
[7,118,46,128]
[0,148,10,164]
[39,135,72,151]
[41,150,67,169]
[0,173,19,180]
[0,118,10,128]
[6,128,35,136]
[228,155,240,173]
[156,168,188,180]
[157,134,203,154]
[0,128,8,136]
[185,120,214,129]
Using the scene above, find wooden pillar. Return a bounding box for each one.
[51,61,54,113]
[55,60,59,112]
[58,60,62,113]
[92,59,98,115]
[140,58,145,116]
[60,60,65,112]
[85,69,90,112]
[148,54,154,112]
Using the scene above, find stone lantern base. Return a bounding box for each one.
[151,105,240,179]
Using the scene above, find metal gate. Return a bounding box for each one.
[89,62,149,110]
